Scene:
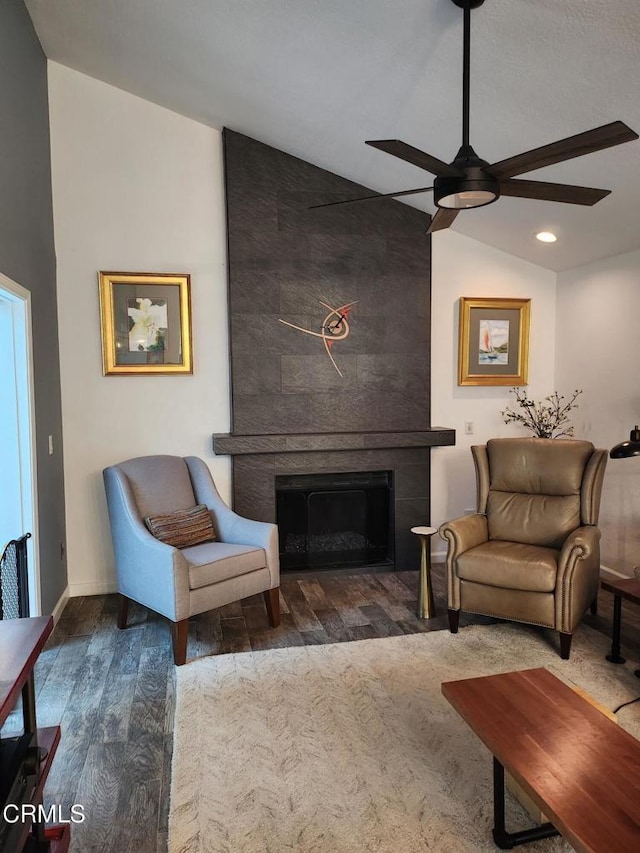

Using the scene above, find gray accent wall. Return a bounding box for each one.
[220,130,455,569]
[224,129,432,435]
[1,0,66,614]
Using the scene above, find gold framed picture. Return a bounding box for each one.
[98,272,193,375]
[458,297,530,386]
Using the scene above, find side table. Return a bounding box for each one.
[411,526,437,619]
[600,575,640,675]
[0,616,71,851]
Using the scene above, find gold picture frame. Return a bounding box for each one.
[458,297,530,386]
[99,272,193,376]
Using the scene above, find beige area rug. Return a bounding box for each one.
[169,623,640,852]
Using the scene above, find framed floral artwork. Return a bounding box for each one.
[98,272,193,375]
[458,297,530,386]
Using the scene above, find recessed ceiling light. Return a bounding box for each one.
[536,231,557,243]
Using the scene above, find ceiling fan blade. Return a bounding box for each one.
[309,186,433,210]
[499,179,611,206]
[366,140,462,177]
[426,208,459,234]
[489,121,639,180]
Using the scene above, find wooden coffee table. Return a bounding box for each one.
[442,667,640,851]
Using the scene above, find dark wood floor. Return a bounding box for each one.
[15,565,640,852]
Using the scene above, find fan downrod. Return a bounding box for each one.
[451,0,485,9]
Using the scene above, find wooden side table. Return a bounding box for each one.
[0,616,71,852]
[600,575,640,674]
[411,526,437,619]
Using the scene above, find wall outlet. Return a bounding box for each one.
[464,421,474,435]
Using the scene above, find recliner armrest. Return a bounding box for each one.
[439,513,488,559]
[555,525,601,632]
[557,525,601,579]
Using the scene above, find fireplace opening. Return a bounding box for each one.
[275,470,393,571]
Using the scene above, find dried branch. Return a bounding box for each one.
[501,388,582,439]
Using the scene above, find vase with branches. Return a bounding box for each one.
[501,388,583,439]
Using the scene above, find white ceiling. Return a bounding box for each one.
[25,0,640,271]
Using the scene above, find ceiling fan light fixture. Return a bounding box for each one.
[436,188,497,209]
[434,175,500,209]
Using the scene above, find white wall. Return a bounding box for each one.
[48,63,230,595]
[431,230,557,554]
[556,248,640,575]
[48,63,560,589]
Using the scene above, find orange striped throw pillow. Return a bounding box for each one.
[144,504,216,549]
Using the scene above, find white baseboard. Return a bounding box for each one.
[51,586,70,623]
[67,579,118,597]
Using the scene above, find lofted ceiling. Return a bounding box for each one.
[25,0,640,272]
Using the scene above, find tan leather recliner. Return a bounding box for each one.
[439,438,608,659]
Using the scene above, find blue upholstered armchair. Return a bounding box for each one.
[103,455,280,664]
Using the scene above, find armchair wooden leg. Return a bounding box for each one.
[117,594,130,629]
[172,619,189,666]
[263,587,281,628]
[448,608,460,634]
[559,631,572,660]
[590,596,598,616]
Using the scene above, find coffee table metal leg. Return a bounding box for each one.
[492,758,510,848]
[606,594,626,664]
[492,757,559,849]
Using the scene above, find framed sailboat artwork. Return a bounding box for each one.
[458,297,530,386]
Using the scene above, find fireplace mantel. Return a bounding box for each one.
[214,433,454,570]
[213,428,455,457]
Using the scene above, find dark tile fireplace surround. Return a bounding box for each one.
[213,130,455,572]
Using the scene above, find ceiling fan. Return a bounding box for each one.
[311,0,639,235]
